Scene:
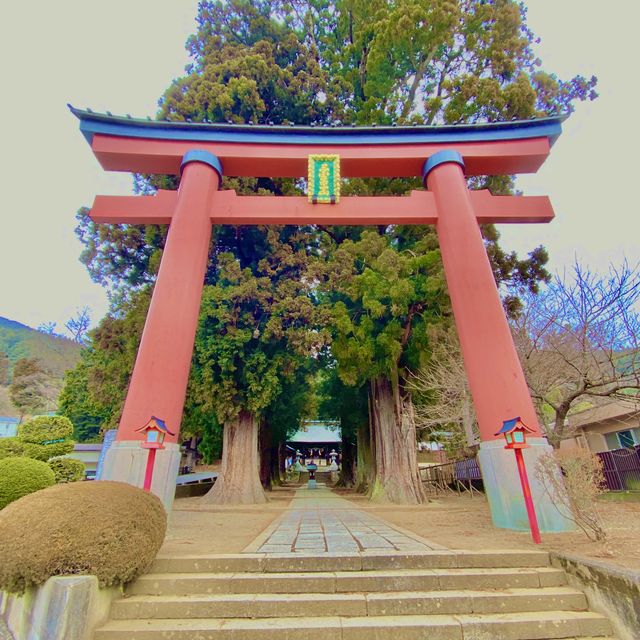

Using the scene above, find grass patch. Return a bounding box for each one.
[598,491,640,503]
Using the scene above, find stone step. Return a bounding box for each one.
[111,586,588,619]
[95,610,613,640]
[128,567,566,596]
[150,550,550,574]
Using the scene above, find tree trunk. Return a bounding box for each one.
[278,442,286,481]
[462,392,476,448]
[337,435,356,487]
[355,422,373,493]
[269,443,283,486]
[548,407,569,449]
[368,376,426,504]
[202,410,267,504]
[259,420,272,491]
[185,435,198,469]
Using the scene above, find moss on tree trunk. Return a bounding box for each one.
[368,376,426,504]
[355,422,373,493]
[269,443,283,486]
[202,410,267,504]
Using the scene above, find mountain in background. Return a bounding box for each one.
[0,316,82,416]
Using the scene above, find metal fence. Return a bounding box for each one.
[419,457,483,495]
[597,444,640,491]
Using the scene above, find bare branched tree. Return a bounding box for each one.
[65,307,91,344]
[37,321,58,335]
[410,328,478,456]
[536,448,608,543]
[513,261,640,448]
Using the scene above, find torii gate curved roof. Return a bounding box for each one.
[69,106,566,179]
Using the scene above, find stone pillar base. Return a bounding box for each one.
[1,575,118,640]
[100,440,181,512]
[479,438,575,533]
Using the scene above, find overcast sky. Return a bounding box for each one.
[0,1,638,331]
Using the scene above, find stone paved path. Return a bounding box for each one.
[250,485,444,554]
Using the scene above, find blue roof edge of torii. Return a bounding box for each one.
[69,104,567,148]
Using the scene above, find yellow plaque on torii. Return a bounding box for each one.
[308,154,340,204]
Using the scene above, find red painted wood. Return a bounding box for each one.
[116,160,220,443]
[143,447,156,492]
[515,448,542,544]
[427,160,542,442]
[90,190,554,226]
[91,134,551,177]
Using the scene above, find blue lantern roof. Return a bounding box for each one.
[136,416,175,436]
[495,417,535,436]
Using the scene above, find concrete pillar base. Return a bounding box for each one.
[1,575,118,640]
[479,438,575,533]
[100,440,181,512]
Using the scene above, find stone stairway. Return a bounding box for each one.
[94,550,616,639]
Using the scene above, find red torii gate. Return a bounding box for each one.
[71,107,572,531]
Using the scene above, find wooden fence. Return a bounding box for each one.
[597,444,640,491]
[419,457,483,496]
[420,445,640,496]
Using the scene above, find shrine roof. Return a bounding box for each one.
[69,105,566,147]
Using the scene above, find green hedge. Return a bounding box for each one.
[0,457,56,509]
[18,416,74,443]
[20,441,74,461]
[0,438,24,460]
[48,457,85,483]
[17,416,74,461]
[0,481,167,593]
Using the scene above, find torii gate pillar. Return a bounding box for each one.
[100,151,221,508]
[425,151,570,532]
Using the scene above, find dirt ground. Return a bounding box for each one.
[160,486,295,555]
[339,489,640,571]
[161,483,640,571]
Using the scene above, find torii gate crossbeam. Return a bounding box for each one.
[71,106,572,533]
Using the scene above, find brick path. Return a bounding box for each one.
[251,485,444,554]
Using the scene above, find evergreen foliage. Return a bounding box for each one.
[0,438,24,460]
[63,1,597,499]
[17,416,75,462]
[0,317,81,385]
[0,350,9,386]
[47,457,86,483]
[0,481,166,593]
[58,290,151,438]
[197,417,222,464]
[0,457,56,510]
[58,361,109,441]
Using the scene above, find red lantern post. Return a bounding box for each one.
[136,417,175,492]
[496,417,542,544]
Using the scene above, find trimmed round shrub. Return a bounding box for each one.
[20,441,74,461]
[48,457,85,483]
[18,416,74,443]
[0,481,167,593]
[0,437,24,460]
[0,457,56,509]
[18,416,74,461]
